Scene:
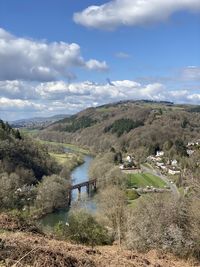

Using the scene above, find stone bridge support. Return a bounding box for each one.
[68,179,97,206]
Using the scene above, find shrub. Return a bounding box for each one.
[126,189,140,201]
[55,210,111,248]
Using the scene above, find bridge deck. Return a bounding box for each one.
[71,179,96,190]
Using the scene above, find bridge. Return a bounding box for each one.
[68,179,97,205]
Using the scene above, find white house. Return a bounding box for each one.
[171,159,178,166]
[156,151,164,157]
[156,162,164,167]
[126,155,133,163]
[187,142,195,147]
[187,149,195,156]
[160,165,167,170]
[168,169,181,175]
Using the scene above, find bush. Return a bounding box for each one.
[55,210,111,248]
[126,189,140,201]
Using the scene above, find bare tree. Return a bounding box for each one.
[96,186,127,247]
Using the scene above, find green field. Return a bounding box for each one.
[49,152,74,165]
[37,140,90,154]
[20,128,40,135]
[50,152,84,170]
[127,172,166,188]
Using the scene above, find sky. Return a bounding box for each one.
[0,0,200,121]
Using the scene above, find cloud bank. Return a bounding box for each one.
[1,79,200,120]
[0,28,108,82]
[0,27,199,120]
[74,0,200,30]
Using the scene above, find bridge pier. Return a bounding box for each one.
[86,184,90,195]
[93,180,97,192]
[68,179,97,205]
[77,187,81,200]
[68,190,72,206]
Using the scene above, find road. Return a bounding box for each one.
[141,164,180,199]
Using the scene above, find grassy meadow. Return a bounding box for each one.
[127,172,166,188]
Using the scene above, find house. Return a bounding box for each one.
[156,151,164,157]
[155,157,162,162]
[168,169,181,175]
[171,159,178,166]
[160,165,167,170]
[147,155,157,162]
[187,149,195,156]
[156,162,164,167]
[126,155,133,163]
[187,142,195,147]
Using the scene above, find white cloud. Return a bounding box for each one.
[74,0,200,30]
[0,28,108,81]
[85,59,108,71]
[34,80,175,105]
[181,66,200,81]
[0,79,200,120]
[115,52,131,59]
[0,80,38,99]
[0,97,44,111]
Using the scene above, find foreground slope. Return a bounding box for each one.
[0,229,194,267]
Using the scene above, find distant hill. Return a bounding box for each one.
[10,114,70,129]
[38,100,200,155]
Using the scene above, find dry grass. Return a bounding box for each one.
[0,231,197,267]
[0,213,198,267]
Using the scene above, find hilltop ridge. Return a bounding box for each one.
[38,100,200,155]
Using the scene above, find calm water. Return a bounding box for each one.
[39,153,95,229]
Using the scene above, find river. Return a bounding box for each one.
[40,152,95,229]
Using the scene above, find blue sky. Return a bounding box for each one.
[0,0,200,120]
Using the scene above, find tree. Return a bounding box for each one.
[125,193,200,258]
[35,175,69,213]
[175,139,187,157]
[114,152,122,164]
[105,166,126,188]
[0,172,20,209]
[97,186,127,246]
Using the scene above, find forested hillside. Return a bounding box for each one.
[39,101,200,157]
[0,120,70,214]
[0,120,57,181]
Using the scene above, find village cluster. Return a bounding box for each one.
[119,140,200,177]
